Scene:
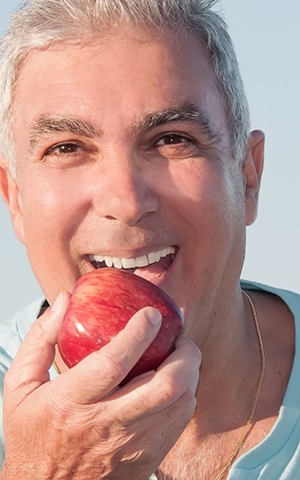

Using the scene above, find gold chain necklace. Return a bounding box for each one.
[214,290,266,480]
[53,359,61,374]
[52,290,265,480]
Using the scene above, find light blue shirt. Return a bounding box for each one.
[227,282,300,480]
[152,281,300,479]
[0,281,299,478]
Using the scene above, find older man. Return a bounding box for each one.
[0,1,299,479]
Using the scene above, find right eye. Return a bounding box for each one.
[45,142,82,156]
[41,140,99,168]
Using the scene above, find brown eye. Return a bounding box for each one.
[57,144,80,153]
[46,143,82,155]
[156,134,192,145]
[42,141,95,168]
[151,133,199,161]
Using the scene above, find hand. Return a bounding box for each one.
[1,291,201,480]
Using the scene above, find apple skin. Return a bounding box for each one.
[57,268,183,384]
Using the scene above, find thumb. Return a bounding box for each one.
[5,291,70,404]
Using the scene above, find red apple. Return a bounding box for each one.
[57,268,183,383]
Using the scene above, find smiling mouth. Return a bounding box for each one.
[88,246,177,279]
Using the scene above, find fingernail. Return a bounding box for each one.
[51,292,64,313]
[146,308,162,326]
[191,374,200,394]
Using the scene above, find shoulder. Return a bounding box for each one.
[230,282,300,477]
[241,280,300,309]
[241,278,300,353]
[242,279,299,407]
[241,280,300,324]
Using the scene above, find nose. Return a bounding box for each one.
[92,155,159,226]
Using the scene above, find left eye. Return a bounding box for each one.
[155,134,193,146]
[149,132,200,160]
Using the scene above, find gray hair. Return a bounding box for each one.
[0,0,250,175]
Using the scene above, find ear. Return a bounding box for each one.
[243,130,265,226]
[0,156,25,243]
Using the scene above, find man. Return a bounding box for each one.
[0,0,299,479]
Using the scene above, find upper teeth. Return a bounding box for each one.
[89,246,175,269]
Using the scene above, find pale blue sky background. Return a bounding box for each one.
[0,0,299,320]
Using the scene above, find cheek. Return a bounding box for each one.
[16,171,92,300]
[171,162,245,271]
[17,170,92,253]
[167,161,241,231]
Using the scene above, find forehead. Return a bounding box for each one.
[13,27,227,149]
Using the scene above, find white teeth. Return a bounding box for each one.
[89,246,175,270]
[104,256,113,267]
[113,257,122,269]
[135,255,149,267]
[147,251,161,264]
[92,254,105,262]
[121,257,137,269]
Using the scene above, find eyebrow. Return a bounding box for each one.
[133,102,220,142]
[29,116,101,151]
[29,102,220,152]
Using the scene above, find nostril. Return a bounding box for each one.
[92,167,159,226]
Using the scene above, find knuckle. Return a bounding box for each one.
[164,391,197,433]
[179,336,202,360]
[4,364,26,393]
[3,372,26,411]
[125,321,157,346]
[156,372,182,403]
[177,404,196,431]
[167,388,197,422]
[133,323,152,342]
[93,350,128,383]
[27,318,45,340]
[3,368,14,393]
[22,319,51,350]
[180,387,197,407]
[175,337,202,371]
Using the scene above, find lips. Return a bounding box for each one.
[87,246,177,280]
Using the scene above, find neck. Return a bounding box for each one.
[189,288,262,434]
[157,289,265,480]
